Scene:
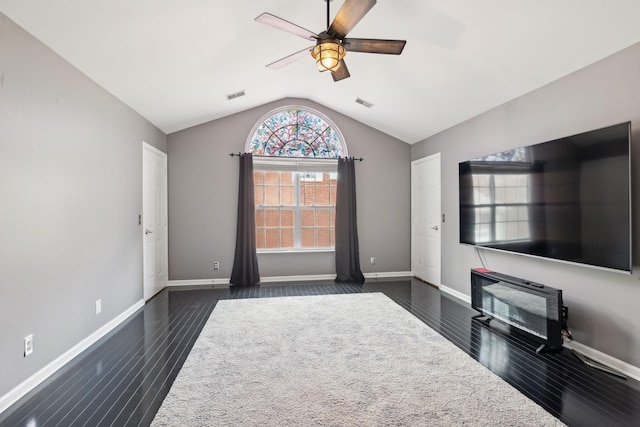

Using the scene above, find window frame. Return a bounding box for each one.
[245,105,348,158]
[254,158,337,253]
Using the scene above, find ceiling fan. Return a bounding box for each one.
[255,0,406,82]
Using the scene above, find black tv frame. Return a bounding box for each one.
[459,122,632,273]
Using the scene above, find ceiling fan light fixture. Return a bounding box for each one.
[311,40,346,72]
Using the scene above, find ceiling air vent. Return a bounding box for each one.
[355,97,374,108]
[226,90,246,100]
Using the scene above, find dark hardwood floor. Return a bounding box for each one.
[1,278,639,426]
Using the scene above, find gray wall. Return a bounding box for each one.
[168,98,411,280]
[412,41,640,367]
[0,13,167,397]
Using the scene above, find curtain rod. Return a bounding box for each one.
[229,153,363,161]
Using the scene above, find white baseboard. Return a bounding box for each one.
[562,340,640,382]
[439,286,640,381]
[439,284,472,304]
[0,299,145,415]
[260,274,335,283]
[169,271,413,288]
[364,271,413,279]
[168,278,230,288]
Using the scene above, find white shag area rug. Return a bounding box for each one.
[152,293,565,426]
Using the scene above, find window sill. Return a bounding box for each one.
[257,249,335,255]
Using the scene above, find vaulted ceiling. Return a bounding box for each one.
[2,0,640,144]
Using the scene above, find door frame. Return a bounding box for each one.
[142,141,168,300]
[411,152,442,286]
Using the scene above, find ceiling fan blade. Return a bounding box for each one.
[255,13,318,41]
[331,60,351,82]
[266,47,313,70]
[343,38,406,54]
[328,0,377,39]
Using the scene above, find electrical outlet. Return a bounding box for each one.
[24,335,33,357]
[370,257,376,265]
[213,261,220,270]
[96,299,102,314]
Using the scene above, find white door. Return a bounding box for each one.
[411,153,441,285]
[143,142,168,300]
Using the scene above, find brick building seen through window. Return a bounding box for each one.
[254,171,337,250]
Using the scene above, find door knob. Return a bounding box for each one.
[145,229,153,235]
[431,225,439,231]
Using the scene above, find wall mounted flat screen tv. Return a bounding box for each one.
[459,122,632,272]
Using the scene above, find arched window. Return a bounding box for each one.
[246,107,347,251]
[246,106,347,158]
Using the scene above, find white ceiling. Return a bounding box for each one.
[2,0,640,144]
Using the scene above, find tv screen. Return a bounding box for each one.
[459,122,631,272]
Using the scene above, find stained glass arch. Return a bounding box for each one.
[246,106,347,158]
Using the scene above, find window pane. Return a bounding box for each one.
[265,229,279,248]
[280,172,293,185]
[265,172,279,184]
[254,171,265,184]
[300,172,322,181]
[265,210,278,227]
[300,183,315,206]
[281,209,294,227]
[254,188,264,206]
[280,186,294,205]
[316,210,330,226]
[301,228,315,248]
[280,228,294,248]
[316,184,330,206]
[256,228,265,249]
[265,187,279,206]
[301,209,315,226]
[255,210,265,227]
[316,228,331,247]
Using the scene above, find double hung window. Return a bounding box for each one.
[254,159,337,251]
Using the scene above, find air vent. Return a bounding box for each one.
[355,97,374,108]
[226,90,246,100]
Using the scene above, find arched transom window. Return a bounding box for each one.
[246,106,347,158]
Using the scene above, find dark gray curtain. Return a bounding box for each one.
[335,157,365,283]
[230,153,260,286]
